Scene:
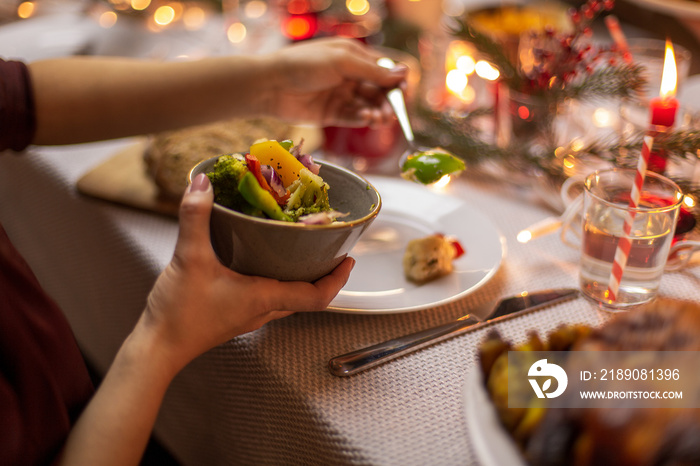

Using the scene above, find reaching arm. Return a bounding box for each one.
[28,37,407,145]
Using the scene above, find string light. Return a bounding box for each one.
[98,10,118,27]
[17,1,35,19]
[154,5,175,26]
[475,60,500,81]
[456,55,476,75]
[445,69,468,95]
[183,6,206,30]
[227,22,247,43]
[130,0,150,11]
[346,0,369,16]
[244,0,267,19]
[282,14,317,40]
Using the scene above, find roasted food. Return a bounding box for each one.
[478,299,700,466]
[144,118,292,200]
[478,324,592,448]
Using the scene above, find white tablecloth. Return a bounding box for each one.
[3,138,700,465]
[2,4,700,464]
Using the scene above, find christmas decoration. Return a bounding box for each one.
[411,0,700,233]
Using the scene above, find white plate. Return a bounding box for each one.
[463,371,528,466]
[628,0,700,19]
[327,177,505,314]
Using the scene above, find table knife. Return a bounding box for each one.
[328,288,579,377]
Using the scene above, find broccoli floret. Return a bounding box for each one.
[284,168,331,221]
[207,154,263,217]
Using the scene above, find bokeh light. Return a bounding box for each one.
[99,11,118,28]
[130,0,150,11]
[475,60,500,81]
[227,22,247,43]
[183,6,206,30]
[17,1,35,19]
[154,5,175,26]
[346,0,369,16]
[245,0,267,18]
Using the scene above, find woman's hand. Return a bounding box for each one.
[265,37,408,128]
[139,173,354,373]
[60,174,352,466]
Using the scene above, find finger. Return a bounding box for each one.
[307,256,355,309]
[261,257,355,312]
[175,173,215,260]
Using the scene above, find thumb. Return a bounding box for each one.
[175,173,215,258]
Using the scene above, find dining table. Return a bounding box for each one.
[2,2,700,465]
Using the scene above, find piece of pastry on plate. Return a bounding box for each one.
[402,233,464,283]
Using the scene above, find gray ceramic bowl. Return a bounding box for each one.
[189,156,381,282]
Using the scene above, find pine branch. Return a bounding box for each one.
[413,104,564,177]
[583,128,700,162]
[413,105,510,164]
[554,63,647,102]
[447,8,646,103]
[656,129,700,157]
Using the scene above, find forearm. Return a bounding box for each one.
[58,318,186,466]
[28,55,278,145]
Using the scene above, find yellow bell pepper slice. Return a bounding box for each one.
[250,140,306,188]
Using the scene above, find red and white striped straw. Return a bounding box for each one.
[606,135,654,302]
[605,15,632,63]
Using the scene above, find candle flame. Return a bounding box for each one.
[660,38,678,99]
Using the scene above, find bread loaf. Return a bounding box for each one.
[144,118,292,199]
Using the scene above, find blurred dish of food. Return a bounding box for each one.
[474,298,700,466]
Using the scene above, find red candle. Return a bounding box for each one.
[650,96,679,127]
[649,38,679,129]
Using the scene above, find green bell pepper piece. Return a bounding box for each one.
[400,149,466,185]
[238,171,292,222]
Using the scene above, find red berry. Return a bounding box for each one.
[569,9,581,22]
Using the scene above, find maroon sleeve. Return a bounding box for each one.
[0,58,36,152]
[0,224,94,465]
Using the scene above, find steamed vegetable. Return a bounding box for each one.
[285,168,331,219]
[238,171,292,222]
[245,153,289,205]
[207,154,262,217]
[250,140,306,187]
[401,149,466,185]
